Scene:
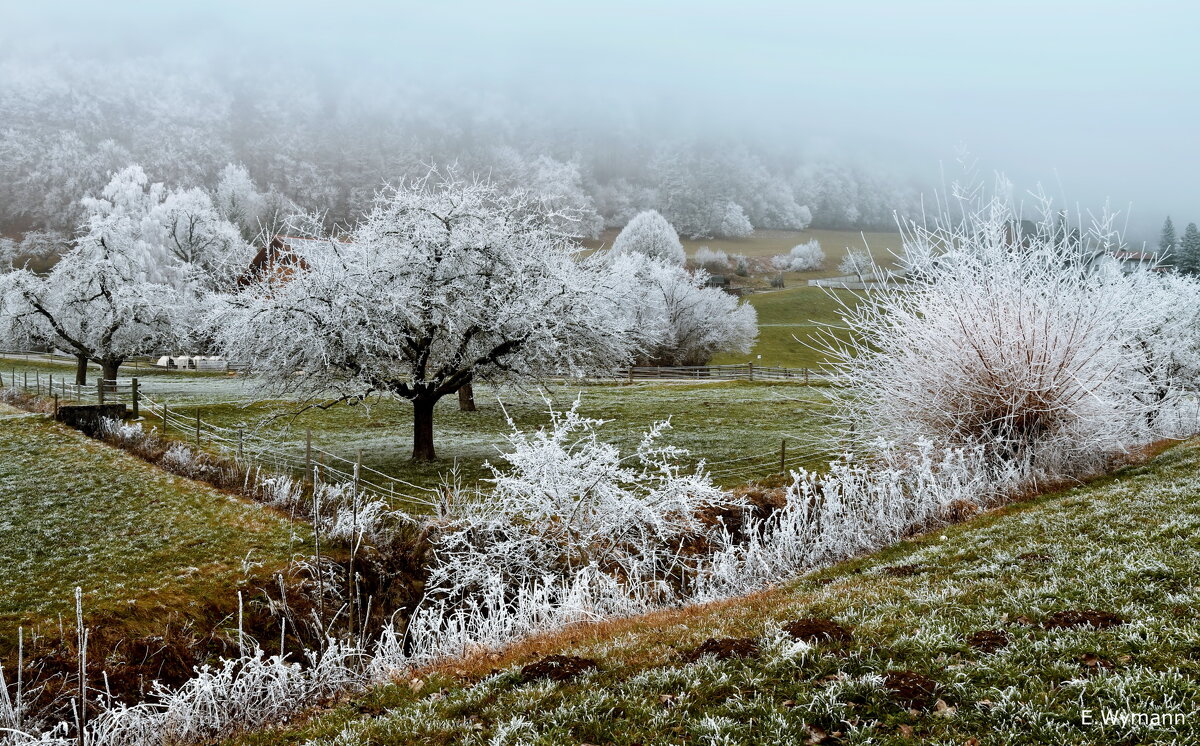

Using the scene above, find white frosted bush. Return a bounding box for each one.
[771,239,825,272]
[821,188,1189,477]
[692,246,729,271]
[612,210,686,265]
[422,402,735,619]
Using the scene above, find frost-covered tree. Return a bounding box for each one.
[4,238,184,384]
[490,149,604,238]
[771,239,825,272]
[1160,216,1177,253]
[1122,271,1200,430]
[75,165,252,291]
[213,163,296,244]
[149,187,256,290]
[838,248,874,283]
[823,188,1166,476]
[717,201,754,238]
[212,171,638,461]
[1178,222,1200,275]
[607,252,757,366]
[612,210,686,265]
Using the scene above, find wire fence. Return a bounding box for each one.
[0,363,440,509]
[135,390,441,509]
[611,363,828,383]
[2,356,831,498]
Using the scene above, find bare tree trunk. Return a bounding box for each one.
[75,355,88,386]
[457,382,476,412]
[100,358,121,390]
[411,396,437,461]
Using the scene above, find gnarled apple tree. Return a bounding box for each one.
[212,172,638,461]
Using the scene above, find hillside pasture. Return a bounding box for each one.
[712,285,862,369]
[1,357,843,502]
[0,404,310,658]
[236,439,1200,746]
[586,227,903,278]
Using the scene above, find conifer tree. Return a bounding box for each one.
[1160,216,1177,254]
[1180,222,1200,275]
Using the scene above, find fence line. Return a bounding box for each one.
[611,363,826,383]
[134,390,440,508]
[4,365,823,496]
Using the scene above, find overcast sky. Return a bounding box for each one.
[4,0,1197,239]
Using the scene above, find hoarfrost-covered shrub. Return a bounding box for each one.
[408,401,740,656]
[692,246,730,272]
[612,210,686,265]
[822,187,1189,478]
[837,248,874,280]
[159,443,218,480]
[80,644,366,746]
[771,239,825,272]
[694,442,1009,598]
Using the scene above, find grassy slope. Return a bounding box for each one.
[241,441,1200,745]
[2,359,840,497]
[712,285,861,369]
[0,405,310,653]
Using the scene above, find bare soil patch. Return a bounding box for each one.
[683,637,762,662]
[782,618,853,643]
[519,654,599,682]
[883,670,940,709]
[965,629,1010,653]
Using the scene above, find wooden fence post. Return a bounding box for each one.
[96,378,105,405]
[53,394,59,419]
[130,378,139,419]
[305,428,313,479]
[804,367,809,385]
[195,410,201,446]
[748,362,754,381]
[781,438,786,473]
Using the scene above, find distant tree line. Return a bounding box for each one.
[1159,216,1200,274]
[0,54,927,249]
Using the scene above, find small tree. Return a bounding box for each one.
[612,210,686,265]
[838,248,873,283]
[1160,216,1177,254]
[608,252,757,366]
[5,241,183,384]
[213,171,638,461]
[1178,222,1200,275]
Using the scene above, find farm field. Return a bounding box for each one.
[586,227,904,278]
[238,439,1200,746]
[0,356,842,501]
[712,285,862,369]
[0,403,311,657]
[584,227,885,368]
